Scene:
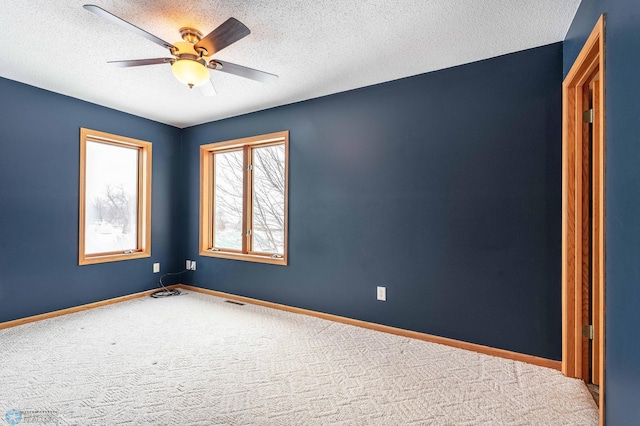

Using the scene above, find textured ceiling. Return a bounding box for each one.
[0,1,580,128]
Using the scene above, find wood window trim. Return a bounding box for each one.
[199,131,289,266]
[79,128,152,265]
[561,14,605,420]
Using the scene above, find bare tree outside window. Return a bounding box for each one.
[252,145,285,254]
[200,131,288,265]
[92,184,135,233]
[214,150,244,250]
[213,145,285,254]
[79,128,151,265]
[84,141,138,254]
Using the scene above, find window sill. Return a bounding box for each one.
[199,250,287,266]
[79,251,151,266]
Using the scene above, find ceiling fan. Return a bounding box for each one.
[84,4,278,96]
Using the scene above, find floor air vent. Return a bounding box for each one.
[225,300,245,306]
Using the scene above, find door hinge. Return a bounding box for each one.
[247,229,252,236]
[583,324,594,340]
[247,164,253,171]
[583,109,594,124]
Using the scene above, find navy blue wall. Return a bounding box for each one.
[181,43,563,360]
[0,78,182,323]
[0,40,567,365]
[566,0,640,424]
[563,0,603,76]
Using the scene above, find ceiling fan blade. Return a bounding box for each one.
[211,60,279,84]
[108,58,173,67]
[83,5,176,51]
[194,18,250,56]
[199,79,217,97]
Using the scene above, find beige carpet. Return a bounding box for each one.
[0,291,598,425]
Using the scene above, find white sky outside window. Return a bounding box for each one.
[84,141,138,254]
[214,150,244,250]
[252,144,285,254]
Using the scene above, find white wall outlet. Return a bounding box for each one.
[186,260,191,270]
[153,263,160,273]
[377,286,386,301]
[190,261,196,271]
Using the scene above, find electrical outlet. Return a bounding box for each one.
[186,260,191,270]
[377,286,386,301]
[153,263,160,273]
[190,261,196,271]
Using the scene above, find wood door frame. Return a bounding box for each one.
[562,14,605,420]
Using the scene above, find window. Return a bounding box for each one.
[79,128,152,265]
[200,131,289,265]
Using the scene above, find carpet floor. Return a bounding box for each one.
[0,291,598,425]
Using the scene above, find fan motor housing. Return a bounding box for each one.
[172,41,210,64]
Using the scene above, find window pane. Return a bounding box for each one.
[252,144,285,254]
[214,150,244,250]
[85,141,138,254]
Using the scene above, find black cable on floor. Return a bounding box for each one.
[150,269,188,298]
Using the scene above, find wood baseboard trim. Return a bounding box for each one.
[179,285,561,370]
[0,285,180,330]
[0,283,561,371]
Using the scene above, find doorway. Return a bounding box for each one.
[562,14,605,421]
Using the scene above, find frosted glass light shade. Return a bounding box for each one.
[171,59,209,88]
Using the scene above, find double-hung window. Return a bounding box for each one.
[79,128,152,265]
[200,131,288,265]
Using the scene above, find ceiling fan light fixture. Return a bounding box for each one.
[171,59,210,88]
[83,6,278,93]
